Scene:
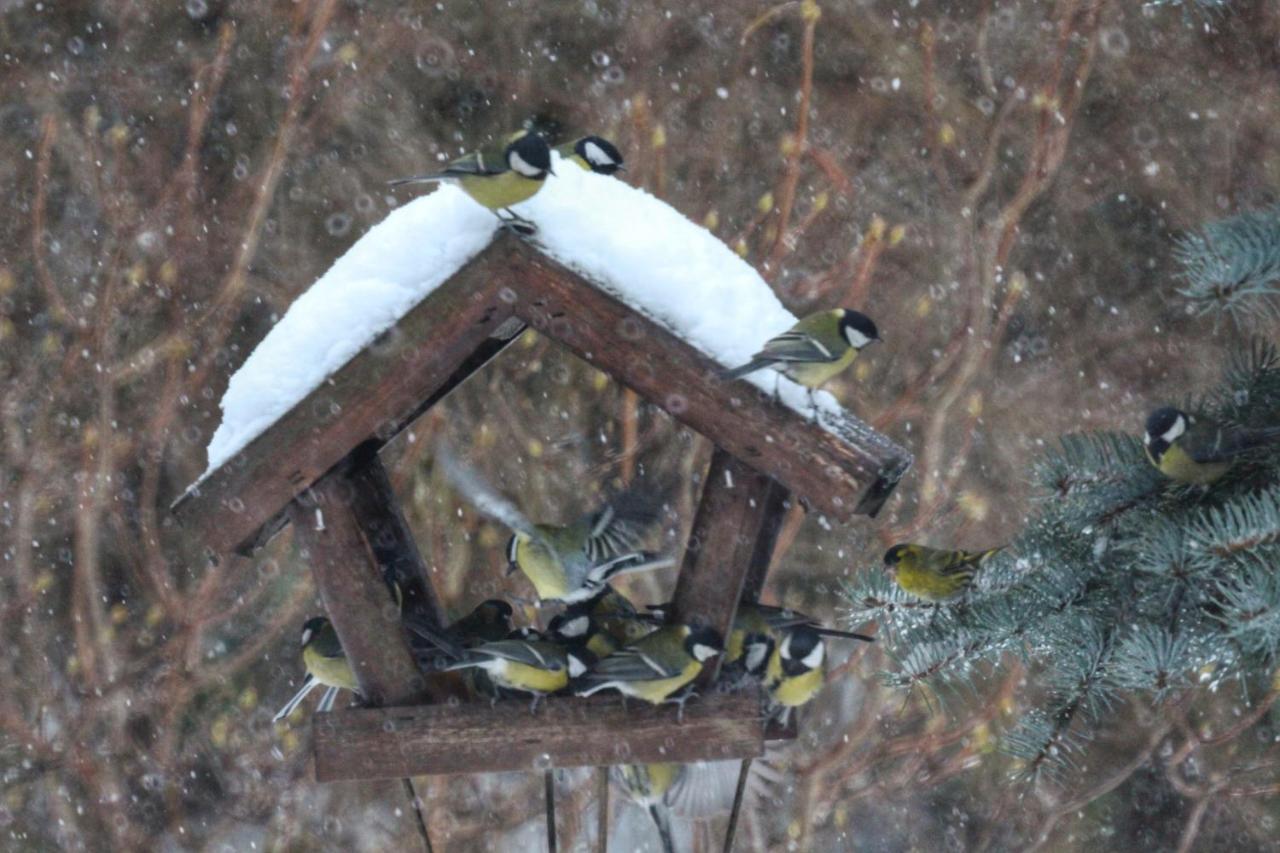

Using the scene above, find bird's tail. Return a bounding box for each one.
[962,546,1005,567]
[386,173,448,187]
[272,675,319,723]
[720,359,770,381]
[648,804,676,853]
[402,613,466,662]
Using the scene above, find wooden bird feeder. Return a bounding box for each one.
[172,233,912,784]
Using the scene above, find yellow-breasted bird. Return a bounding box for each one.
[613,763,684,853]
[273,617,357,722]
[724,603,873,675]
[434,448,674,604]
[1144,406,1280,485]
[388,130,553,228]
[763,625,826,725]
[404,598,514,663]
[883,543,1002,602]
[444,635,591,710]
[580,584,656,647]
[574,624,722,714]
[554,135,625,175]
[722,309,880,409]
[548,610,619,659]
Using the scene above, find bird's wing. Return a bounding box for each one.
[403,613,466,660]
[433,446,542,541]
[757,329,840,364]
[587,647,680,681]
[1186,424,1280,464]
[580,482,669,561]
[473,640,565,671]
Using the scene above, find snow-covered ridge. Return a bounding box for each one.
[203,155,843,475]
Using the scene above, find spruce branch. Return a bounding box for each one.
[1175,205,1280,323]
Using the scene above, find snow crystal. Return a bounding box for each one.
[203,151,874,476]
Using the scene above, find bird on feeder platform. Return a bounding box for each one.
[573,623,722,716]
[762,624,827,726]
[443,635,593,711]
[272,617,358,722]
[721,308,881,415]
[388,130,553,233]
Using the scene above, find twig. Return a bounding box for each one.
[723,758,753,853]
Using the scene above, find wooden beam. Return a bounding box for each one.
[290,461,427,708]
[342,443,446,628]
[172,252,516,556]
[312,692,770,782]
[670,450,779,652]
[505,239,910,521]
[741,480,791,602]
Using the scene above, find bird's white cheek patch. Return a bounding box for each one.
[801,643,825,669]
[563,616,588,637]
[845,328,872,348]
[1162,417,1187,444]
[509,150,542,177]
[693,643,719,662]
[584,141,611,165]
[568,655,589,678]
[301,629,313,646]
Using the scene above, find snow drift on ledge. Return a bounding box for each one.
[203,154,859,475]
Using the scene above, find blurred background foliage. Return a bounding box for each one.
[2,0,1279,849]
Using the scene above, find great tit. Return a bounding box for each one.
[613,763,684,853]
[883,543,1002,602]
[554,135,625,175]
[1144,406,1280,485]
[724,603,873,674]
[434,448,673,604]
[444,636,591,710]
[548,610,619,659]
[272,617,358,722]
[579,584,657,647]
[404,598,514,663]
[574,624,722,713]
[388,130,553,228]
[763,625,825,725]
[722,309,880,409]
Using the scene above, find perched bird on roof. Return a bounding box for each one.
[722,308,880,412]
[1144,406,1280,485]
[388,130,553,231]
[554,135,626,175]
[272,617,357,722]
[883,543,1002,602]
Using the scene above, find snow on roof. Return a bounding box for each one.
[203,153,857,476]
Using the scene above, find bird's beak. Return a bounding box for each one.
[547,165,557,177]
[506,561,520,577]
[615,165,628,173]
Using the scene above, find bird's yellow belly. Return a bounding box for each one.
[492,660,568,694]
[304,650,359,691]
[624,667,699,704]
[516,542,570,600]
[784,348,857,389]
[897,564,968,602]
[458,172,545,211]
[1153,445,1230,484]
[770,666,824,708]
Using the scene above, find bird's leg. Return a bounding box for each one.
[495,208,537,236]
[773,373,782,405]
[668,688,698,724]
[529,693,543,715]
[807,388,818,423]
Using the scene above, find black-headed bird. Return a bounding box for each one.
[574,624,722,716]
[725,603,872,675]
[548,610,619,659]
[555,135,625,175]
[763,625,826,725]
[883,543,1002,602]
[388,130,553,229]
[1144,406,1280,485]
[722,309,880,409]
[273,617,357,722]
[443,635,591,711]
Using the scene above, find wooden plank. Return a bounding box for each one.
[670,450,779,654]
[504,239,910,521]
[313,692,768,782]
[290,463,427,708]
[741,480,791,602]
[172,252,516,556]
[342,443,446,628]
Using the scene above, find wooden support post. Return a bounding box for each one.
[671,449,783,655]
[312,692,774,782]
[291,459,427,708]
[343,443,446,628]
[741,480,791,603]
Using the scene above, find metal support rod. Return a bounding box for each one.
[596,766,609,853]
[402,777,434,853]
[722,758,753,853]
[545,769,558,853]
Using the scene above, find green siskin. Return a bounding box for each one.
[883,543,1002,602]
